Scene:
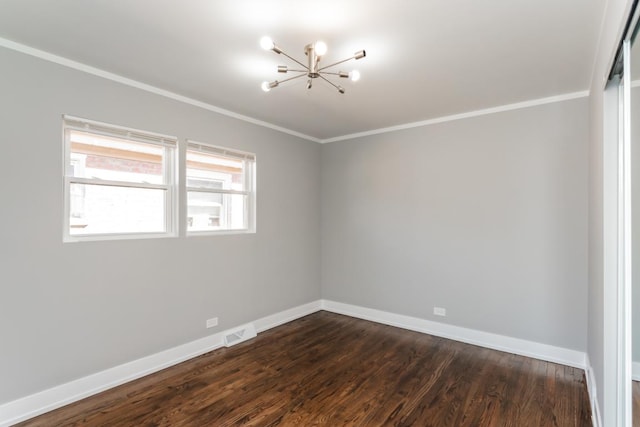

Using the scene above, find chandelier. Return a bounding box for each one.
[260,36,366,94]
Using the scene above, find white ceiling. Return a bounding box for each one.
[0,0,604,141]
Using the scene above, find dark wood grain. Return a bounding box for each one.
[16,311,592,426]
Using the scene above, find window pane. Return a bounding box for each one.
[69,183,166,235]
[187,191,246,232]
[69,130,165,184]
[186,150,245,191]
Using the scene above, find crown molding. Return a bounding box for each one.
[320,90,590,143]
[0,37,321,143]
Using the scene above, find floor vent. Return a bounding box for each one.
[223,323,257,347]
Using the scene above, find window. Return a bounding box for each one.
[63,116,177,241]
[186,141,255,234]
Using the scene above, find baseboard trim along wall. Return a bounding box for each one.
[0,299,591,426]
[320,300,587,369]
[585,354,603,427]
[254,301,321,333]
[633,361,640,381]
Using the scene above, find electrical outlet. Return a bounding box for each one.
[433,307,446,317]
[206,317,218,328]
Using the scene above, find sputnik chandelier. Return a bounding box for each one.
[260,36,366,94]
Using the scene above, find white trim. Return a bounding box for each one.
[0,299,593,426]
[0,37,320,144]
[603,77,624,427]
[254,301,321,332]
[320,300,586,368]
[586,354,603,427]
[186,140,256,161]
[320,91,590,143]
[620,40,633,427]
[0,37,589,146]
[632,361,640,381]
[66,177,169,191]
[64,114,178,146]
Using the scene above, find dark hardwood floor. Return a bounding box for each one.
[17,311,591,426]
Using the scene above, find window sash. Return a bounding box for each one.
[68,183,169,237]
[63,117,178,241]
[65,132,174,186]
[185,140,255,235]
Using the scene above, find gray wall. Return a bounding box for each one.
[0,46,321,404]
[321,98,589,351]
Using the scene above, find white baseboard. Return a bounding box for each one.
[320,300,587,369]
[633,361,640,381]
[0,298,591,426]
[585,354,602,427]
[0,300,322,427]
[254,300,321,333]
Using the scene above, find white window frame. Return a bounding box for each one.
[185,140,256,236]
[62,115,178,242]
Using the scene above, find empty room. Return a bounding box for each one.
[0,0,637,426]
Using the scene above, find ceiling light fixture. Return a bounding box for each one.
[260,36,366,94]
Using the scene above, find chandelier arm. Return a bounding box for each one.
[277,73,308,84]
[317,56,356,72]
[320,71,345,76]
[285,68,308,73]
[318,74,344,92]
[278,50,309,70]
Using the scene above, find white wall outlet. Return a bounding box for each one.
[206,317,218,328]
[433,307,446,317]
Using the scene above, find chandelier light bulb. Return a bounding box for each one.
[314,41,327,56]
[350,70,361,82]
[354,50,366,60]
[261,81,271,92]
[260,36,274,51]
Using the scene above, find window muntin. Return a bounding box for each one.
[186,142,255,234]
[63,116,177,241]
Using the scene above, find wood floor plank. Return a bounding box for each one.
[16,311,592,426]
